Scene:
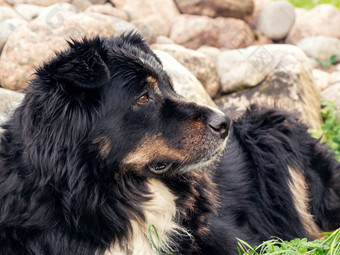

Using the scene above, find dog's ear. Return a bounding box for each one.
[118,31,162,65]
[37,37,110,89]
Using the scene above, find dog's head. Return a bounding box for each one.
[34,32,229,178]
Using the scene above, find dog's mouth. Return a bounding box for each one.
[147,138,228,175]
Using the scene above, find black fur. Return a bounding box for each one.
[0,33,339,255]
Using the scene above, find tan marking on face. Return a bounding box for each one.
[93,137,111,158]
[122,135,187,170]
[288,167,320,239]
[190,120,205,131]
[105,179,189,255]
[146,76,161,95]
[146,76,157,86]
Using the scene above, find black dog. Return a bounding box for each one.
[0,33,339,255]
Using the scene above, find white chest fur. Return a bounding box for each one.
[105,179,187,255]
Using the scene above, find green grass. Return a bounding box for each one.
[282,0,340,9]
[237,228,340,255]
[312,100,340,162]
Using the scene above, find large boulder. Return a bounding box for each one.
[216,44,322,131]
[169,14,254,50]
[151,43,219,98]
[256,1,295,40]
[153,50,217,109]
[0,6,23,21]
[0,18,27,51]
[14,4,45,20]
[297,36,340,62]
[110,0,179,36]
[0,11,122,90]
[286,5,340,45]
[174,0,254,20]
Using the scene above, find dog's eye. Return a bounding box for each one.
[136,93,149,104]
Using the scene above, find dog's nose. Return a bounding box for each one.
[208,112,230,138]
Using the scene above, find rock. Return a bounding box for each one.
[37,3,78,21]
[14,4,45,20]
[5,0,71,6]
[152,44,219,98]
[0,12,118,90]
[197,46,221,67]
[216,44,322,131]
[169,15,254,50]
[0,88,24,132]
[71,0,92,11]
[245,0,270,28]
[109,17,136,35]
[297,36,340,62]
[256,1,295,40]
[153,50,217,109]
[309,57,319,68]
[0,6,23,21]
[113,0,179,36]
[130,17,157,44]
[89,0,106,4]
[155,36,174,45]
[322,83,340,110]
[85,4,128,20]
[329,71,340,86]
[0,0,11,6]
[174,0,254,20]
[0,18,27,51]
[313,69,330,91]
[286,5,340,45]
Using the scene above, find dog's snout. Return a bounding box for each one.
[208,112,230,138]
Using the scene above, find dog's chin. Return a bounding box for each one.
[179,139,228,174]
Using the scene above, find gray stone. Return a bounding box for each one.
[256,1,295,40]
[216,44,322,131]
[0,18,27,51]
[152,43,219,98]
[286,5,340,45]
[217,44,313,93]
[297,36,340,62]
[153,50,217,109]
[245,0,270,28]
[322,83,340,110]
[14,4,45,20]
